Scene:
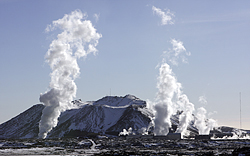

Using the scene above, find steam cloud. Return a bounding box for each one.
[175,94,195,135]
[152,6,174,25]
[195,107,217,135]
[154,61,180,135]
[152,38,216,136]
[39,10,102,139]
[153,39,195,135]
[150,6,218,136]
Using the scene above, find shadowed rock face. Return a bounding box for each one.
[0,104,44,139]
[106,105,151,133]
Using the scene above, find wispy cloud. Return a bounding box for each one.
[152,6,174,25]
[93,13,100,22]
[164,39,190,66]
[199,95,207,105]
[171,39,186,57]
[181,10,250,24]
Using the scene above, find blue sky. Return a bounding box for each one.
[0,0,250,129]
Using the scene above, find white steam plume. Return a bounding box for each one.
[152,38,217,136]
[175,94,195,136]
[119,127,133,136]
[39,10,102,139]
[152,6,174,25]
[196,97,217,134]
[154,61,181,135]
[154,61,195,136]
[150,7,217,135]
[152,39,196,136]
[194,107,217,135]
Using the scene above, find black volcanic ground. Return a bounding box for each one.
[1,137,250,155]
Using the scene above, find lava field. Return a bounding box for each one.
[1,137,250,155]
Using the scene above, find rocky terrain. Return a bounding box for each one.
[1,137,250,155]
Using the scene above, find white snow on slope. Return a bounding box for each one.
[45,95,148,137]
[93,94,146,107]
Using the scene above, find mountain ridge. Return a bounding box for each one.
[0,94,248,139]
[0,104,44,139]
[0,95,152,139]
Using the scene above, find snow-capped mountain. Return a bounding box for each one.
[1,94,246,139]
[0,95,153,139]
[48,95,153,138]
